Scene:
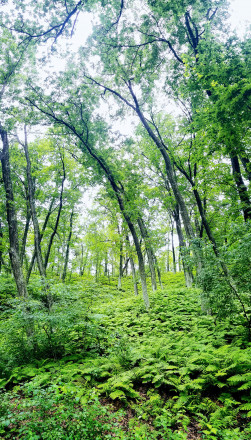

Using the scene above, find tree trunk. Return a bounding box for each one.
[0,221,5,273]
[115,194,149,309]
[166,232,170,272]
[154,255,163,289]
[128,89,195,242]
[0,127,28,297]
[137,217,157,291]
[117,226,123,290]
[44,155,66,270]
[171,222,176,273]
[20,201,31,267]
[62,210,74,282]
[125,234,138,296]
[80,248,89,276]
[231,155,251,221]
[95,253,99,282]
[26,197,55,282]
[239,155,251,182]
[122,257,129,276]
[22,127,47,279]
[104,251,108,276]
[173,205,194,287]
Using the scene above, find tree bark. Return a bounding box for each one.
[0,127,28,297]
[117,224,123,290]
[231,155,251,221]
[137,217,157,291]
[104,251,108,276]
[20,196,31,267]
[127,84,195,242]
[44,155,66,270]
[126,234,138,296]
[117,197,149,308]
[62,210,74,282]
[26,197,55,282]
[239,155,251,182]
[21,127,47,278]
[166,232,170,272]
[173,205,194,287]
[171,221,176,273]
[0,221,5,273]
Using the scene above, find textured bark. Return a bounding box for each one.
[231,155,251,221]
[62,210,74,282]
[0,127,28,297]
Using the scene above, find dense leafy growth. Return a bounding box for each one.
[0,0,250,438]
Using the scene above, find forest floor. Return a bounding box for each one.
[0,272,250,439]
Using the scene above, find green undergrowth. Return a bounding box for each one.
[0,273,250,439]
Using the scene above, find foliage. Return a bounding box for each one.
[1,274,250,439]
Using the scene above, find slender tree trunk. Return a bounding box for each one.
[115,194,149,309]
[0,127,28,297]
[239,155,251,182]
[95,253,99,282]
[104,251,108,276]
[171,222,176,273]
[231,155,251,221]
[126,234,138,296]
[62,210,74,282]
[173,205,194,287]
[20,203,31,267]
[154,255,163,289]
[137,217,157,291]
[22,127,47,279]
[26,197,55,282]
[81,249,89,276]
[44,155,66,270]
[128,90,195,241]
[0,221,5,273]
[122,257,129,276]
[80,244,84,275]
[166,232,170,272]
[117,226,123,290]
[34,108,149,308]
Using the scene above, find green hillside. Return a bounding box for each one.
[0,273,250,440]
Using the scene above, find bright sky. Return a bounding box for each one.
[229,0,251,35]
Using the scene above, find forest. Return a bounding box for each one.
[0,0,250,439]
